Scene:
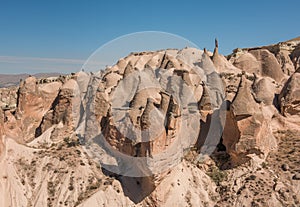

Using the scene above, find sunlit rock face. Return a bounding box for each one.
[0,76,62,142]
[229,49,285,82]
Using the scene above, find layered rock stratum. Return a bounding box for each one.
[0,37,300,207]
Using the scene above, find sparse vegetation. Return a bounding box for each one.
[207,167,227,185]
[261,162,268,169]
[63,136,79,147]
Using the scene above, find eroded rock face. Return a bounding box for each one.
[230,49,285,82]
[230,52,260,74]
[279,69,300,118]
[0,77,63,142]
[77,48,225,177]
[222,75,277,165]
[211,40,241,74]
[229,37,300,79]
[250,49,285,82]
[0,87,18,110]
[15,77,62,141]
[231,75,259,117]
[276,50,295,75]
[291,45,300,70]
[36,79,81,142]
[220,38,300,166]
[252,76,277,105]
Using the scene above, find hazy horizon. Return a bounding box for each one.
[1,1,299,74]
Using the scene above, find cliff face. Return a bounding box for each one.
[0,37,300,207]
[0,76,62,142]
[35,78,81,143]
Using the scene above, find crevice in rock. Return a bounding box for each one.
[119,176,156,204]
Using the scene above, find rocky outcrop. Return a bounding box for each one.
[0,87,18,110]
[211,39,240,74]
[15,77,62,141]
[228,37,300,79]
[249,49,285,82]
[229,49,285,82]
[222,75,277,165]
[220,38,300,166]
[55,51,220,196]
[231,75,259,118]
[230,52,260,74]
[261,40,298,75]
[279,69,300,118]
[35,79,80,142]
[291,44,300,70]
[276,50,295,75]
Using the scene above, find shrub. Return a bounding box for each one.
[207,167,227,185]
[261,162,268,169]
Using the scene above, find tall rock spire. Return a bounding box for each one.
[213,38,219,57]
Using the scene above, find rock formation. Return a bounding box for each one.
[279,68,300,118]
[0,37,300,207]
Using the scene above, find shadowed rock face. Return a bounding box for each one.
[279,69,300,117]
[0,37,300,207]
[291,45,300,70]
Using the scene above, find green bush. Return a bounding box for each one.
[207,167,227,185]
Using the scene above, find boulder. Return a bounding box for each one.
[253,77,276,105]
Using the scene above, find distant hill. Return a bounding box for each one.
[286,36,300,42]
[0,73,63,88]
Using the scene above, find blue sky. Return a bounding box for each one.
[0,0,299,74]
